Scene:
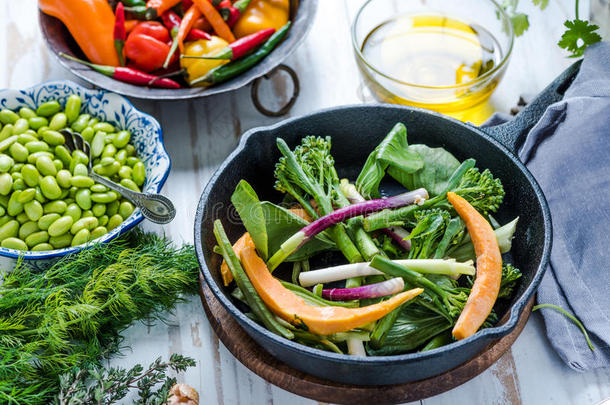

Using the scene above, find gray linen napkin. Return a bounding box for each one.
[484,42,610,371]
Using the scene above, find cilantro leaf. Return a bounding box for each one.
[510,12,530,36]
[532,0,549,10]
[558,19,602,58]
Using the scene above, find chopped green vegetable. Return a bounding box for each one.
[558,19,602,58]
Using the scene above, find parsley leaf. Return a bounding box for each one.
[558,19,602,58]
[510,12,530,36]
[532,0,549,10]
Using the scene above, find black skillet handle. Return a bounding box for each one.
[481,60,582,155]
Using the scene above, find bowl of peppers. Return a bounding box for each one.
[38,0,317,101]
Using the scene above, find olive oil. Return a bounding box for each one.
[359,14,504,124]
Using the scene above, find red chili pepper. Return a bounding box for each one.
[217,0,240,27]
[60,53,181,88]
[186,28,212,40]
[125,22,175,72]
[182,27,275,61]
[182,0,194,9]
[161,10,181,38]
[114,2,127,66]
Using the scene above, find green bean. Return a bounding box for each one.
[25,230,49,247]
[24,200,43,221]
[36,156,57,176]
[17,188,36,203]
[0,173,12,195]
[9,142,28,162]
[2,237,28,250]
[70,216,98,234]
[31,242,53,251]
[28,116,48,130]
[49,233,72,249]
[71,113,90,132]
[38,213,60,230]
[0,109,19,125]
[18,107,37,119]
[65,203,82,222]
[107,214,123,231]
[40,176,61,199]
[71,228,90,246]
[0,155,14,173]
[65,95,82,123]
[48,215,74,237]
[42,130,65,146]
[0,220,19,241]
[0,125,13,142]
[19,221,40,240]
[36,101,61,117]
[75,189,92,210]
[43,200,67,214]
[90,226,107,239]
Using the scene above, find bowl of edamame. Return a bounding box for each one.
[0,80,170,267]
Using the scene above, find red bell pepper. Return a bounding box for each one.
[114,2,127,66]
[130,21,171,43]
[125,21,176,72]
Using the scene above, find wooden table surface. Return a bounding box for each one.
[2,0,610,404]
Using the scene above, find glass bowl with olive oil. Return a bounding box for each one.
[352,0,514,124]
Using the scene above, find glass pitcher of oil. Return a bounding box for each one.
[352,0,514,125]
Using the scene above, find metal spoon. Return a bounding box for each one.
[60,129,176,224]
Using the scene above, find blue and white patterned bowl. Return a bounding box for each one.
[0,80,170,267]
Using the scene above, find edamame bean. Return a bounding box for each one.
[95,161,121,177]
[90,184,107,193]
[101,144,117,158]
[28,116,48,130]
[12,179,24,191]
[75,189,92,210]
[25,231,49,247]
[27,152,53,164]
[93,122,115,133]
[10,142,29,162]
[36,156,57,176]
[36,125,49,136]
[7,191,23,216]
[113,130,131,148]
[92,203,106,217]
[38,213,60,230]
[49,113,67,131]
[43,200,67,214]
[71,113,90,132]
[17,133,37,145]
[53,159,63,171]
[65,203,82,222]
[71,228,90,246]
[65,95,81,123]
[32,243,53,251]
[42,130,65,146]
[0,173,11,195]
[36,101,62,117]
[18,107,37,119]
[68,186,78,199]
[24,200,43,221]
[0,136,18,152]
[0,155,14,173]
[90,226,107,239]
[73,163,88,177]
[25,141,49,153]
[11,163,23,173]
[40,176,61,199]
[34,187,46,203]
[49,233,72,249]
[72,150,89,165]
[100,157,115,167]
[71,216,98,234]
[91,131,106,157]
[125,157,139,167]
[55,145,72,167]
[19,221,40,239]
[115,149,128,165]
[21,164,39,187]
[118,165,131,179]
[2,237,28,250]
[16,212,29,224]
[82,210,94,218]
[91,192,116,204]
[56,170,72,188]
[0,215,10,227]
[13,119,29,135]
[118,201,134,219]
[105,133,116,144]
[98,215,109,227]
[81,126,95,143]
[48,216,74,237]
[107,214,123,231]
[71,175,94,188]
[0,125,13,142]
[17,188,36,203]
[0,196,9,208]
[0,109,19,125]
[0,220,19,241]
[0,206,5,217]
[119,178,140,192]
[132,162,145,186]
[106,200,119,216]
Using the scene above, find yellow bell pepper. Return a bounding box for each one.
[181,37,230,86]
[233,0,289,39]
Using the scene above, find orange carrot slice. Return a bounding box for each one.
[220,232,254,286]
[177,5,202,53]
[448,192,502,340]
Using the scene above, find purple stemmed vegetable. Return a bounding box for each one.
[266,187,428,270]
[322,278,405,301]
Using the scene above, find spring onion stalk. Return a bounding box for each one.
[266,188,428,271]
[213,220,294,339]
[299,259,475,287]
[279,280,359,308]
[321,277,404,301]
[449,217,519,262]
[347,338,367,356]
[341,180,412,251]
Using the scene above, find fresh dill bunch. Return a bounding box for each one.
[55,353,196,405]
[0,230,199,404]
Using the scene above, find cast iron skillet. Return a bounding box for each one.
[38,0,316,100]
[195,61,581,386]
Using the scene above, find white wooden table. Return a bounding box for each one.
[2,0,610,403]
